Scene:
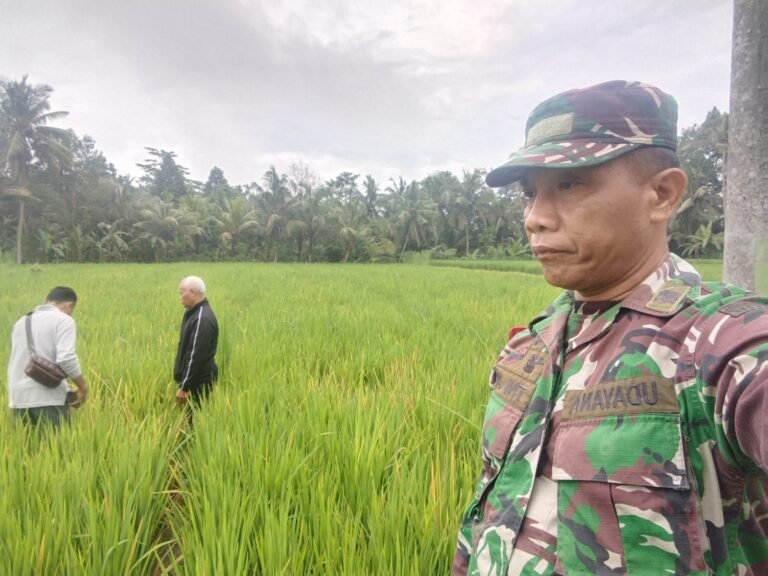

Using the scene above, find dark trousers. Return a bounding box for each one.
[184,379,215,426]
[189,380,214,403]
[13,405,70,428]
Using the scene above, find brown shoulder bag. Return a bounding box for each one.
[24,312,68,388]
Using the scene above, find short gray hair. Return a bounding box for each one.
[181,275,206,294]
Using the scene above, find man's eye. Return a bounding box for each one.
[522,187,536,199]
[558,179,582,191]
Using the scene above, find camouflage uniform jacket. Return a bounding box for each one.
[453,255,768,575]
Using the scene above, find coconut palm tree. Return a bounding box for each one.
[290,182,328,262]
[386,178,435,262]
[94,219,131,262]
[421,170,460,249]
[451,169,493,257]
[0,75,73,263]
[331,198,370,262]
[133,195,203,262]
[362,174,379,220]
[254,166,299,262]
[212,196,261,258]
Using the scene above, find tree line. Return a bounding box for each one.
[0,75,727,265]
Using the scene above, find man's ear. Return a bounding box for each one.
[649,167,687,223]
[57,301,75,316]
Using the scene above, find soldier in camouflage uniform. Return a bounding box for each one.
[453,80,768,576]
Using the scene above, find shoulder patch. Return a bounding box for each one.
[720,300,768,317]
[645,282,691,312]
[494,364,538,411]
[494,342,547,411]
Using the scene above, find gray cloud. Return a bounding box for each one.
[1,0,732,187]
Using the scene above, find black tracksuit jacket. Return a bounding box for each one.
[174,298,219,394]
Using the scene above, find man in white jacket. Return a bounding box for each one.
[7,286,88,427]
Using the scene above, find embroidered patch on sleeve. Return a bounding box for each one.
[493,342,547,411]
[720,300,768,317]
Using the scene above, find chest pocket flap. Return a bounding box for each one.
[553,377,689,490]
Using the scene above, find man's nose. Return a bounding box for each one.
[524,190,558,234]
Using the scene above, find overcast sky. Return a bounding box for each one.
[1,0,733,188]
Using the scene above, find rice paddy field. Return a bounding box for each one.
[1,262,562,575]
[430,258,724,281]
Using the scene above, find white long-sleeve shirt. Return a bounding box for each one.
[7,304,82,408]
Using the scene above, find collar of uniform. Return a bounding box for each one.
[529,254,702,331]
[527,290,576,352]
[34,304,60,313]
[531,290,624,355]
[617,253,702,317]
[529,290,575,331]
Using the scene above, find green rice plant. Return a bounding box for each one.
[431,257,725,282]
[0,406,178,575]
[1,262,559,574]
[430,258,544,274]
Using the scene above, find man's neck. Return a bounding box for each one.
[575,249,670,302]
[185,297,205,310]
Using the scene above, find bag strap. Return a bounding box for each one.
[25,312,37,355]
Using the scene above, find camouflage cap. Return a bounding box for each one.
[485,80,678,188]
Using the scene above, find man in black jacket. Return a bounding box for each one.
[174,276,219,409]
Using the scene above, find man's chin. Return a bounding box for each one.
[541,266,571,290]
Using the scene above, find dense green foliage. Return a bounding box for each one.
[1,263,560,574]
[1,76,727,265]
[670,109,728,258]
